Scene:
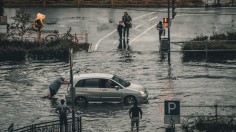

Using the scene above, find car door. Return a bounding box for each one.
[76,78,101,102]
[100,79,123,102]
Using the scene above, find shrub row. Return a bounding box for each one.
[182,32,236,62]
[0,39,89,61]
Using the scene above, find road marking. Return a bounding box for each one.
[113,40,118,44]
[129,24,156,45]
[94,30,116,50]
[133,12,156,20]
[94,12,156,51]
[134,25,142,29]
[148,16,158,21]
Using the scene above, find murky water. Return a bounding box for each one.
[1,8,236,131]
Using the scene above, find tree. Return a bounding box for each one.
[8,8,31,39]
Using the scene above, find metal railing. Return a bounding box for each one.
[181,105,236,119]
[13,117,82,132]
[6,33,88,44]
[4,0,207,7]
[179,105,236,131]
[170,40,236,61]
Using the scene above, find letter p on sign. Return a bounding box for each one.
[168,102,176,114]
[164,100,180,115]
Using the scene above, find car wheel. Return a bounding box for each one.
[75,96,88,106]
[124,96,136,105]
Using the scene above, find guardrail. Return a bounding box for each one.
[170,40,236,53]
[12,117,82,132]
[6,33,88,44]
[181,105,236,119]
[4,0,207,7]
[179,105,236,131]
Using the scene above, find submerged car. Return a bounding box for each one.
[65,73,148,105]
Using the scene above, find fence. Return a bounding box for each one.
[12,117,82,132]
[4,0,206,7]
[175,104,236,131]
[7,32,88,44]
[170,40,236,62]
[181,104,236,118]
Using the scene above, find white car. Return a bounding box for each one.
[65,73,148,105]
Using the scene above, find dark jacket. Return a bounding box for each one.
[122,15,132,28]
[117,24,124,33]
[129,106,142,118]
[55,104,71,116]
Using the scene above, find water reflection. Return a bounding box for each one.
[159,51,167,62]
[118,38,129,50]
[75,102,130,118]
[117,39,134,63]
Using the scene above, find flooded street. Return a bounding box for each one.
[1,7,236,131]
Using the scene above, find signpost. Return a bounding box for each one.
[164,100,180,124]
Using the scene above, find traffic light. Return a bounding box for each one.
[172,0,177,19]
[163,18,168,28]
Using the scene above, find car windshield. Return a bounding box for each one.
[112,75,130,87]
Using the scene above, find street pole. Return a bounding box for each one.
[168,0,171,65]
[69,42,76,132]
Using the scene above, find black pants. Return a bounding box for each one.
[123,27,130,38]
[118,31,123,40]
[159,30,163,38]
[60,114,68,132]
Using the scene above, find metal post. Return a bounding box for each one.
[145,0,148,6]
[80,116,82,132]
[215,104,218,122]
[168,0,171,65]
[111,0,114,8]
[205,41,208,62]
[76,0,80,7]
[69,41,76,132]
[43,0,46,7]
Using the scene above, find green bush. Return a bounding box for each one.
[0,47,26,61]
[0,39,86,61]
[182,32,236,62]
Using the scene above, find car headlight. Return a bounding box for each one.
[139,91,145,95]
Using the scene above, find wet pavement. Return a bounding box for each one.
[0,7,236,131]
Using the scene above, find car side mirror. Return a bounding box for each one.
[115,86,119,90]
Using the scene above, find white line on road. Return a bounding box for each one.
[94,12,156,51]
[129,24,156,45]
[135,25,142,29]
[113,40,118,44]
[148,16,158,21]
[94,30,117,51]
[133,12,156,20]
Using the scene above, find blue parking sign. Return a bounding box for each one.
[164,100,180,115]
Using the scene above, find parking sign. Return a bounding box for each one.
[164,100,180,124]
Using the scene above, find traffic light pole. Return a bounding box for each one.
[168,0,171,65]
[69,42,76,132]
